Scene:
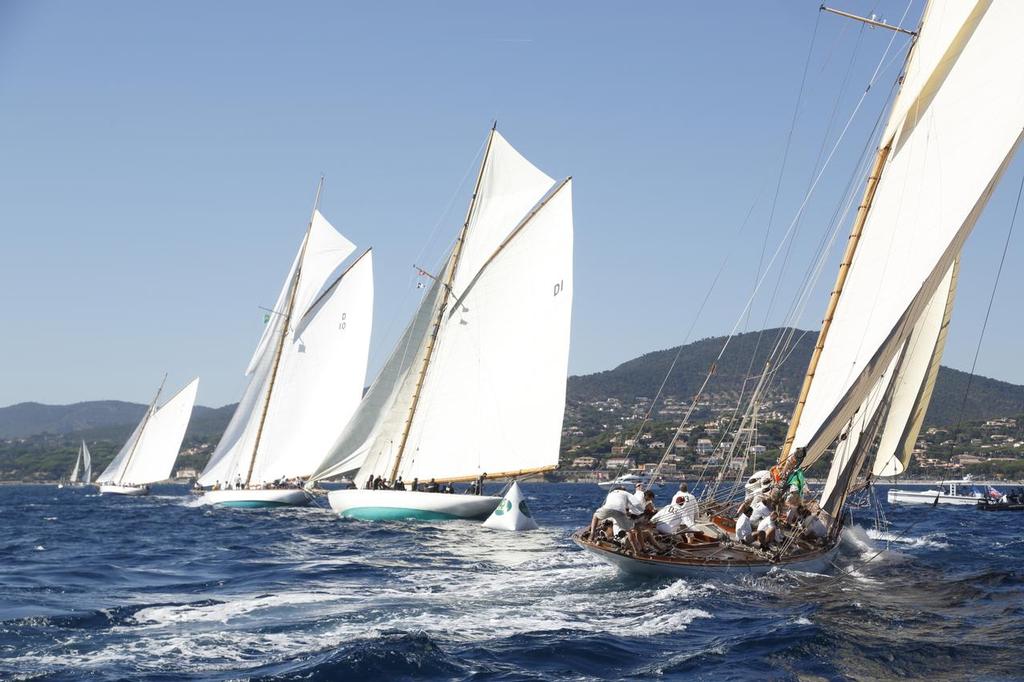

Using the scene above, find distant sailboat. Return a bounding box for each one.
[66,440,92,487]
[313,128,574,521]
[198,180,374,508]
[575,0,1024,576]
[97,377,199,496]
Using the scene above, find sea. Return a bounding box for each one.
[2,482,1022,681]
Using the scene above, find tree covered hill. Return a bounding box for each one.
[567,328,1024,426]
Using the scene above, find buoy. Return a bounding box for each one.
[482,481,538,531]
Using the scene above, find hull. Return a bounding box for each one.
[572,532,839,579]
[99,484,149,496]
[597,478,663,491]
[202,488,310,508]
[977,502,1024,511]
[328,489,501,521]
[887,489,981,505]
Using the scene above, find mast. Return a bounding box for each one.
[117,373,167,485]
[244,177,324,486]
[388,125,497,482]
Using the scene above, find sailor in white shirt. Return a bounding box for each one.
[749,495,772,526]
[589,488,643,539]
[652,494,687,535]
[734,504,754,544]
[754,511,782,549]
[627,482,647,511]
[799,508,828,541]
[675,482,699,526]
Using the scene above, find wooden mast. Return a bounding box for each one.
[779,142,891,462]
[388,125,497,483]
[244,177,324,486]
[117,373,167,485]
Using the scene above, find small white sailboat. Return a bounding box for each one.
[96,377,199,495]
[313,127,573,521]
[65,440,92,487]
[887,476,984,505]
[575,1,1024,577]
[197,180,374,508]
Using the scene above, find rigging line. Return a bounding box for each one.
[949,167,1024,456]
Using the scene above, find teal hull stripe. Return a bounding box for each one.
[340,507,473,521]
[215,500,307,509]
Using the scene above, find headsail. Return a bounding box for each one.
[70,446,81,482]
[787,1,1024,468]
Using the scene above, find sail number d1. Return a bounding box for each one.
[553,280,564,297]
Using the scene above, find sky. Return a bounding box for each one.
[2,1,1022,408]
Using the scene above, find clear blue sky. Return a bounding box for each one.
[2,1,1022,408]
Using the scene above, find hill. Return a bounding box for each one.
[567,328,1024,426]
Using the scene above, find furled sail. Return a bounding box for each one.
[198,210,372,487]
[317,131,574,486]
[872,259,959,477]
[80,441,92,483]
[788,1,1024,468]
[96,378,199,485]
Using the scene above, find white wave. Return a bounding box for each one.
[866,528,950,549]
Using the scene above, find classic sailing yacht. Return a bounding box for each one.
[313,128,574,521]
[97,377,200,495]
[575,0,1024,577]
[198,182,374,508]
[68,440,92,487]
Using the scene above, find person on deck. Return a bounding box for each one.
[798,507,828,542]
[754,511,782,550]
[426,478,439,493]
[785,466,809,499]
[650,492,692,546]
[734,504,754,545]
[628,482,646,511]
[393,477,405,491]
[475,473,487,495]
[410,477,418,492]
[589,487,644,553]
[749,495,773,526]
[676,482,699,526]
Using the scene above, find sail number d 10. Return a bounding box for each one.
[553,280,564,297]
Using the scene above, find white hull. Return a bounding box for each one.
[327,489,501,521]
[201,488,310,508]
[597,476,663,491]
[887,488,982,505]
[99,484,149,496]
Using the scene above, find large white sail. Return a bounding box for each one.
[198,210,371,487]
[96,411,147,484]
[312,275,446,481]
[872,259,958,477]
[335,131,573,486]
[80,441,92,483]
[789,1,1024,466]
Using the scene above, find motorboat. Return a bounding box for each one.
[597,473,665,491]
[887,476,984,505]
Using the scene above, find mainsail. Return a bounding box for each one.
[784,1,1024,476]
[198,205,373,488]
[96,378,199,485]
[70,447,81,482]
[313,130,574,486]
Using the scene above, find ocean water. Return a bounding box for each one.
[1,482,1022,681]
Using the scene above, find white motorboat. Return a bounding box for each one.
[202,488,310,508]
[327,489,500,521]
[597,473,664,491]
[887,477,984,506]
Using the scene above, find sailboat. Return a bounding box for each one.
[97,377,200,495]
[311,127,574,521]
[66,440,92,487]
[197,181,374,508]
[575,0,1024,577]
